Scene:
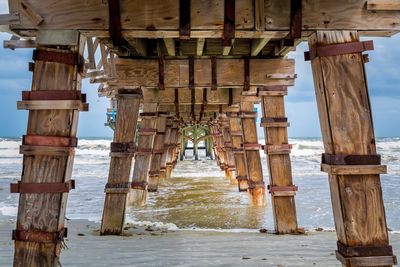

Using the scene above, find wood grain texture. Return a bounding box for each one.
[148,116,167,191]
[111,58,295,89]
[228,114,249,191]
[240,101,265,206]
[100,93,141,235]
[261,94,298,234]
[309,31,391,255]
[14,43,82,266]
[129,103,158,206]
[10,0,400,34]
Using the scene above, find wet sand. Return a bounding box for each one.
[1,218,399,266]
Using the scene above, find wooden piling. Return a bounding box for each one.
[308,31,396,266]
[159,122,172,179]
[147,114,167,192]
[240,101,266,206]
[100,89,142,235]
[227,112,249,191]
[129,103,158,206]
[259,86,299,234]
[219,114,237,183]
[13,38,85,266]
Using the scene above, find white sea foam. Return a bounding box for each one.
[0,205,17,217]
[0,137,399,231]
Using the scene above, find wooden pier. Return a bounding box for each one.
[1,0,399,266]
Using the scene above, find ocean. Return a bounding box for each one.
[0,137,399,232]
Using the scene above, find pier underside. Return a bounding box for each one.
[2,0,400,266]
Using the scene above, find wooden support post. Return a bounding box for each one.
[228,112,249,192]
[100,90,141,235]
[159,122,172,179]
[219,114,236,183]
[259,86,299,234]
[148,114,167,192]
[308,31,396,266]
[240,101,266,206]
[193,125,199,160]
[215,120,227,171]
[13,38,85,266]
[129,104,158,206]
[165,121,178,178]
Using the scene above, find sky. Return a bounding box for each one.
[0,3,399,138]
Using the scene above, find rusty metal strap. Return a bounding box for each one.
[110,142,136,153]
[261,117,288,123]
[243,143,261,150]
[211,57,217,90]
[105,182,130,189]
[158,56,165,90]
[248,180,265,190]
[322,153,381,165]
[11,180,75,194]
[131,181,148,190]
[140,112,159,118]
[263,144,293,154]
[23,135,78,148]
[337,241,394,257]
[239,111,257,118]
[33,50,82,67]
[304,40,374,61]
[244,58,250,91]
[174,88,179,116]
[179,0,190,39]
[230,131,242,136]
[12,228,67,243]
[290,0,302,39]
[22,90,86,102]
[268,185,298,193]
[135,148,153,155]
[138,128,157,134]
[223,0,235,47]
[108,0,131,51]
[236,176,248,181]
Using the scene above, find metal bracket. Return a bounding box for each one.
[11,180,75,194]
[304,40,374,61]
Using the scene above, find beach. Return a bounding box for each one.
[3,218,399,266]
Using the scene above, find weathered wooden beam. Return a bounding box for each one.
[36,30,80,46]
[85,37,96,69]
[148,115,168,192]
[251,38,270,56]
[8,0,400,37]
[13,41,84,265]
[254,0,265,31]
[0,13,20,25]
[163,38,176,56]
[3,39,36,49]
[222,40,234,55]
[128,103,158,206]
[260,86,299,234]
[111,58,295,89]
[228,113,249,191]
[220,114,236,183]
[127,38,147,56]
[196,38,205,56]
[100,90,142,235]
[367,0,400,10]
[19,0,44,26]
[308,30,396,266]
[240,101,265,206]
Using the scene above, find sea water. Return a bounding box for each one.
[0,137,399,232]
